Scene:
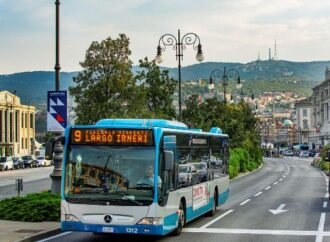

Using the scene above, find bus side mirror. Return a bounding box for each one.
[164,150,174,171]
[45,136,65,160]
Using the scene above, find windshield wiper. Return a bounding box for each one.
[108,191,144,206]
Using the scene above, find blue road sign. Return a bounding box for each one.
[47,91,67,132]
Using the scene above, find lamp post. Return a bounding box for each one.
[230,86,255,103]
[155,30,204,121]
[209,67,242,104]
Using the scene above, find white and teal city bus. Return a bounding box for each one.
[47,119,229,236]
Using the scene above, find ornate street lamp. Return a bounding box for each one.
[155,30,204,121]
[209,67,241,104]
[230,86,255,102]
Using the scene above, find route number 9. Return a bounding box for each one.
[74,130,82,143]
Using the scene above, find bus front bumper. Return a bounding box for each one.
[61,221,169,236]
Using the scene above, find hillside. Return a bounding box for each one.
[1,60,329,107]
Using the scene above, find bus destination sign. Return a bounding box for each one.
[71,129,154,146]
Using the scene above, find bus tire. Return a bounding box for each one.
[207,190,218,216]
[172,201,185,236]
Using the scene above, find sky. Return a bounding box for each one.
[1,0,330,74]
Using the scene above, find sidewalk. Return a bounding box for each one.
[0,220,59,242]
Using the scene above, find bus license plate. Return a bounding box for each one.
[102,227,114,233]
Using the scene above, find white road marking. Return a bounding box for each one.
[325,193,329,199]
[315,213,326,242]
[264,186,271,190]
[323,202,328,208]
[200,210,234,229]
[37,232,72,242]
[183,228,330,236]
[279,178,283,182]
[269,204,287,215]
[240,199,251,206]
[254,192,262,197]
[273,182,278,185]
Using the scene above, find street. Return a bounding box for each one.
[38,156,330,242]
[0,167,52,199]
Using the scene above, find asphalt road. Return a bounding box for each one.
[0,166,52,199]
[38,157,330,242]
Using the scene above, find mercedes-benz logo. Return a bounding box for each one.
[104,215,112,223]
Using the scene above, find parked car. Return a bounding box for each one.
[22,155,38,168]
[178,164,198,187]
[0,157,14,171]
[210,155,222,167]
[309,150,316,157]
[197,162,209,182]
[285,150,294,156]
[299,151,309,158]
[37,156,51,167]
[12,157,24,169]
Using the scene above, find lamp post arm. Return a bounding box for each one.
[209,69,224,81]
[158,34,178,52]
[180,32,202,51]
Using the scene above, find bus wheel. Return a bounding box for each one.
[172,201,185,236]
[207,190,218,216]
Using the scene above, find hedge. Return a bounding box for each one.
[0,191,60,222]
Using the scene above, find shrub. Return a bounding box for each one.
[0,191,60,222]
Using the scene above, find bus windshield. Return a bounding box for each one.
[65,145,155,206]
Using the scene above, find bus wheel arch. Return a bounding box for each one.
[207,187,218,217]
[172,197,186,236]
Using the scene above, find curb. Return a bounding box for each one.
[231,161,264,181]
[15,228,61,242]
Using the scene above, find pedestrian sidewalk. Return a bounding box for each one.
[0,220,59,242]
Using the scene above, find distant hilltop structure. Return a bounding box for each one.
[258,40,279,61]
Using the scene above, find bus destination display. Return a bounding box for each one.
[71,129,153,146]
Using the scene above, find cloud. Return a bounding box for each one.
[1,0,330,73]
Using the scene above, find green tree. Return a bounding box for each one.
[69,34,143,124]
[135,57,177,119]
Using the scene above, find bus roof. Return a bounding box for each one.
[94,119,226,136]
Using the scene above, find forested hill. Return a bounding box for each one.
[1,60,329,106]
[165,60,330,82]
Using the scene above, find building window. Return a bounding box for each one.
[0,110,2,143]
[9,112,13,142]
[21,138,24,149]
[15,111,18,142]
[25,138,27,149]
[30,113,33,129]
[25,113,27,128]
[4,111,7,143]
[21,113,24,128]
[303,109,307,117]
[303,119,308,129]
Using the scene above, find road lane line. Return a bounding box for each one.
[315,213,326,242]
[325,193,329,199]
[183,228,330,236]
[323,202,328,208]
[254,192,262,197]
[264,186,271,190]
[273,182,278,185]
[240,199,251,206]
[37,232,72,242]
[200,210,234,229]
[279,178,283,182]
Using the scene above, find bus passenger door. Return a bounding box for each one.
[162,135,177,204]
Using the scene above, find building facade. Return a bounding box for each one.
[0,91,36,157]
[295,97,315,148]
[311,67,330,149]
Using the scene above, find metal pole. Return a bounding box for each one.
[223,67,227,104]
[55,0,61,91]
[50,0,62,194]
[177,29,182,121]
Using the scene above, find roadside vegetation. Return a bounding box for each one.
[0,191,60,222]
[313,144,330,173]
[69,34,262,180]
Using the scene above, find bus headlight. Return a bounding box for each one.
[137,217,163,225]
[65,214,80,222]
